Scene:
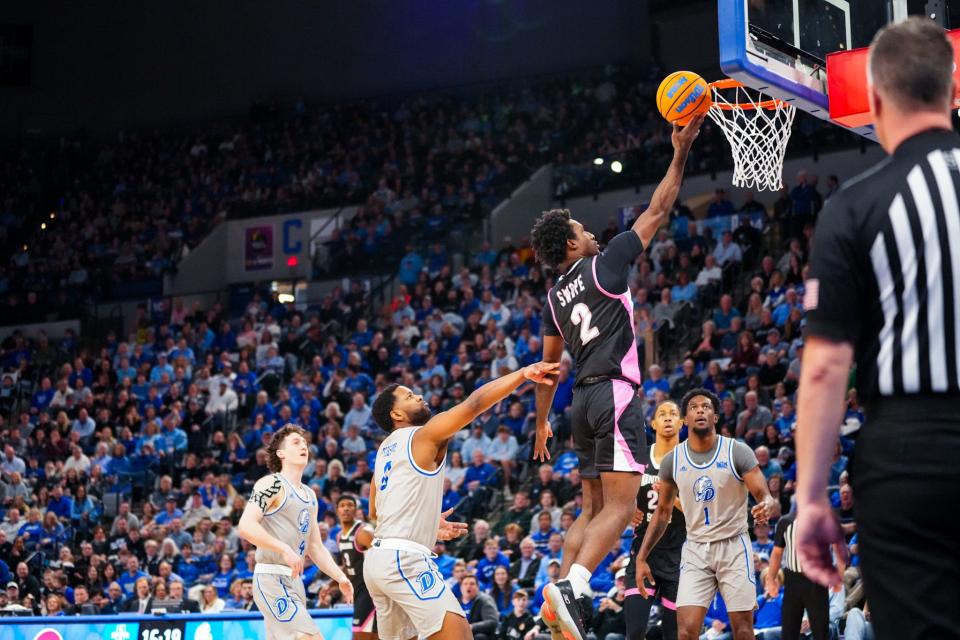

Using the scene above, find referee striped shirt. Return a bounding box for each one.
[805,128,960,401]
[773,511,801,573]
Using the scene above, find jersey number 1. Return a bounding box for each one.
[571,303,600,345]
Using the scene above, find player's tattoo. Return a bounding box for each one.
[249,475,283,513]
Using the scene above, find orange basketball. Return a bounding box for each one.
[656,71,711,125]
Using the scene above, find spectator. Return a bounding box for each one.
[670,358,701,400]
[498,589,535,639]
[737,391,773,444]
[460,575,499,640]
[712,230,743,266]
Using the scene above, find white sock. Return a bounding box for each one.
[566,563,593,598]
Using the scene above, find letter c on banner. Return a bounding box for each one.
[283,219,303,254]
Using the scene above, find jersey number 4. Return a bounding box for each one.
[379,460,393,492]
[571,303,600,345]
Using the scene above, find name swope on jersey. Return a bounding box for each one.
[555,273,587,307]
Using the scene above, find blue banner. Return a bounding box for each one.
[2,610,352,640]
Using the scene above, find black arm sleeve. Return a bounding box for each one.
[541,299,561,337]
[594,231,644,294]
[773,515,788,549]
[804,191,863,344]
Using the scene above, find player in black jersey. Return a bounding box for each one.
[531,114,704,640]
[624,400,685,640]
[336,495,377,639]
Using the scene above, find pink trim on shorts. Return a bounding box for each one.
[612,380,646,473]
[624,588,642,598]
[352,607,376,632]
[591,257,642,384]
[661,597,677,611]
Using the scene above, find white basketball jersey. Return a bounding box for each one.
[673,436,749,543]
[372,426,445,549]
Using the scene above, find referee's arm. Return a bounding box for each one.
[794,192,861,589]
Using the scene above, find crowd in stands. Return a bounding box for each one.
[0,60,855,321]
[0,158,869,637]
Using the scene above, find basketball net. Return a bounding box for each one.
[707,80,796,191]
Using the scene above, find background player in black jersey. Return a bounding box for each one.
[530,114,705,640]
[624,399,685,640]
[336,495,377,639]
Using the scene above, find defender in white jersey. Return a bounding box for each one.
[366,361,558,640]
[238,425,354,640]
[634,389,778,640]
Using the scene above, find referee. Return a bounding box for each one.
[766,510,837,640]
[795,17,960,640]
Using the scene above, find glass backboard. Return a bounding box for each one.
[719,0,923,140]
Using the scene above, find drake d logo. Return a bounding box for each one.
[694,475,716,502]
[416,571,436,593]
[298,508,310,533]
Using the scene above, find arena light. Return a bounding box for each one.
[610,160,623,174]
[278,293,295,304]
[50,212,56,219]
[40,223,47,230]
[593,157,604,166]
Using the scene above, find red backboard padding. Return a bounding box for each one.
[827,28,960,129]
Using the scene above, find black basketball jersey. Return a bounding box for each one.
[543,232,645,385]
[338,521,367,589]
[634,445,686,550]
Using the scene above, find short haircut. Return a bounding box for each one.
[870,17,954,111]
[461,574,478,585]
[371,384,400,432]
[336,495,359,508]
[680,388,720,416]
[530,209,576,270]
[266,424,308,473]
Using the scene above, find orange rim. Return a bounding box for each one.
[708,78,789,111]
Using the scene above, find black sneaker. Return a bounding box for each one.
[543,580,588,640]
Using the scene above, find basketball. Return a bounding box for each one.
[657,71,711,125]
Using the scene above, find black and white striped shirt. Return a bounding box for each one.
[773,512,800,573]
[806,129,960,402]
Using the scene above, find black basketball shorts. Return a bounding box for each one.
[571,379,649,479]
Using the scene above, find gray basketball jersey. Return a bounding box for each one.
[373,426,445,549]
[255,473,319,564]
[671,436,750,543]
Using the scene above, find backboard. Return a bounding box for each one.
[718,0,956,141]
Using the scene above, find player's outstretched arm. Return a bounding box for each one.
[307,517,353,603]
[533,335,564,462]
[631,113,705,249]
[416,362,559,451]
[634,478,678,597]
[237,475,303,576]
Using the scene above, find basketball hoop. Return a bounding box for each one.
[707,79,796,192]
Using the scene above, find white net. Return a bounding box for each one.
[707,82,796,191]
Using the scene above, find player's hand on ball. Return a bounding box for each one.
[281,544,303,578]
[533,421,553,462]
[635,560,655,597]
[338,577,354,604]
[795,500,845,590]
[672,113,706,151]
[437,508,469,541]
[523,361,560,384]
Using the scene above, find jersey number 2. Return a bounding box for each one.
[571,303,600,344]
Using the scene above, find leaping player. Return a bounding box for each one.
[365,361,559,639]
[624,399,686,640]
[238,424,355,640]
[530,114,705,640]
[634,389,779,640]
